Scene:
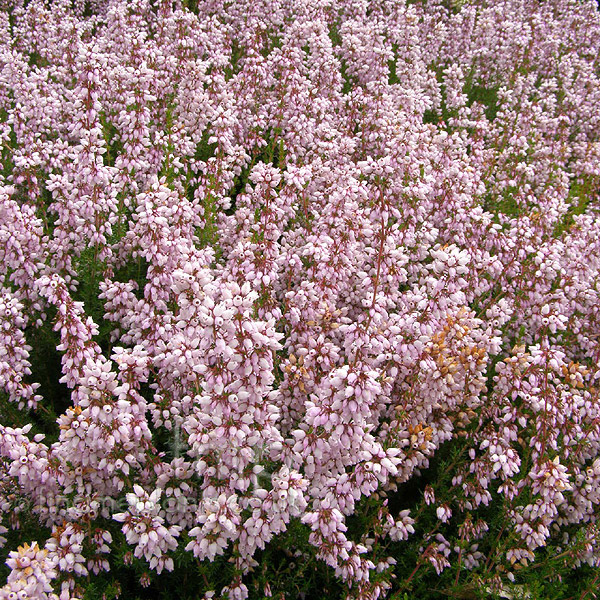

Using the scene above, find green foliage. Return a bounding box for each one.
[224,39,244,82]
[553,176,596,237]
[388,44,399,86]
[466,84,500,122]
[182,0,199,14]
[99,114,123,168]
[328,20,342,48]
[483,188,520,218]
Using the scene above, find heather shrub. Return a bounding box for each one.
[0,0,600,598]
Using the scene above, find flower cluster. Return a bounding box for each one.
[0,542,79,600]
[0,0,599,598]
[114,485,181,574]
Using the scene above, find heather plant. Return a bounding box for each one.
[0,0,599,599]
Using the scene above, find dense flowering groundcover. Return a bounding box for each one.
[0,0,600,598]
